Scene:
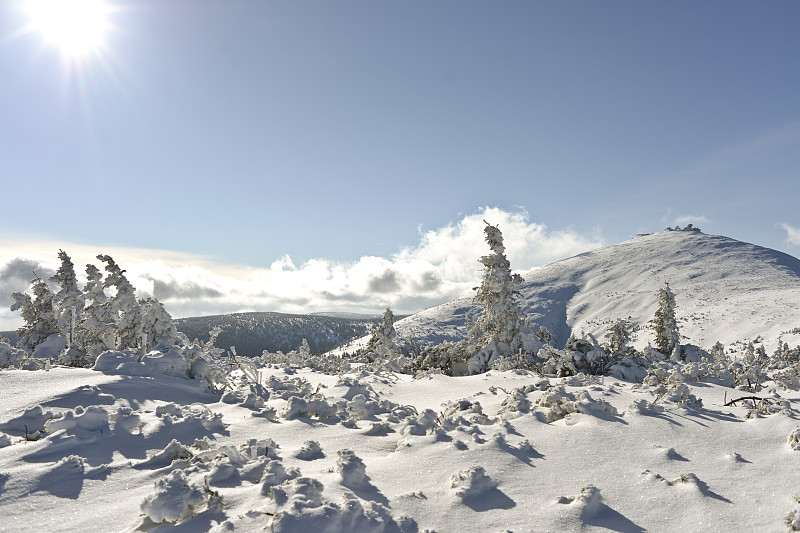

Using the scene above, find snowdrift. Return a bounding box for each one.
[1,361,800,532]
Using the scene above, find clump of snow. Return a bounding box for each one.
[535,386,619,422]
[555,485,604,519]
[294,440,325,461]
[0,432,12,447]
[140,469,219,525]
[158,402,226,434]
[281,396,341,420]
[336,449,369,489]
[497,385,535,416]
[0,341,27,369]
[266,476,415,533]
[220,373,270,409]
[659,383,704,409]
[450,466,497,500]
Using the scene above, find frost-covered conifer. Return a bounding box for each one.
[651,281,679,356]
[605,319,632,356]
[138,298,179,352]
[78,263,116,355]
[98,255,143,351]
[467,222,529,373]
[10,275,60,352]
[299,338,312,357]
[365,308,398,360]
[49,250,85,347]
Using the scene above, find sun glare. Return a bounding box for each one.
[25,0,110,58]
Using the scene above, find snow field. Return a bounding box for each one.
[1,364,799,532]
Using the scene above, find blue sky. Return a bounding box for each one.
[1,1,800,328]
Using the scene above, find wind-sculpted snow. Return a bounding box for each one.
[1,362,800,531]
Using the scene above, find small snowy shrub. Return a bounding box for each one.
[336,449,369,489]
[450,466,496,500]
[294,440,325,461]
[0,341,26,369]
[407,340,468,376]
[789,427,800,451]
[535,386,619,422]
[140,470,219,525]
[556,485,603,519]
[788,497,800,532]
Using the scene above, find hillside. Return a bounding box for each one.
[395,229,800,352]
[174,312,379,356]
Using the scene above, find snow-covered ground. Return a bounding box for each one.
[1,363,799,532]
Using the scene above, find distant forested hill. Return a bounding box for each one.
[174,311,380,356]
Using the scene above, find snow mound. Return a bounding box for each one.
[450,466,497,500]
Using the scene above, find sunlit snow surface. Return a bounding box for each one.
[1,365,799,532]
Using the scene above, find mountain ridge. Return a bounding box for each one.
[395,229,800,352]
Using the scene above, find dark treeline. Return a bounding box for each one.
[173,312,381,356]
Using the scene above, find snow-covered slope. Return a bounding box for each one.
[397,229,800,351]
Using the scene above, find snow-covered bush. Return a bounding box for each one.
[260,349,351,374]
[788,497,800,532]
[336,449,369,489]
[294,440,325,461]
[0,340,27,368]
[140,469,219,525]
[266,476,415,533]
[534,386,619,422]
[450,466,496,500]
[407,340,469,376]
[555,485,604,520]
[789,427,800,451]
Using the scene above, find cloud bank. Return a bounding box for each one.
[0,208,605,330]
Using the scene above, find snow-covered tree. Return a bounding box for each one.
[364,308,398,360]
[10,274,60,352]
[98,254,143,351]
[49,250,85,347]
[299,338,312,357]
[605,319,633,356]
[467,222,530,373]
[139,298,179,352]
[651,281,679,357]
[78,263,116,355]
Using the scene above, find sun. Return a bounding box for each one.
[24,0,110,59]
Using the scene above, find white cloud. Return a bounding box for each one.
[0,208,605,330]
[780,223,800,246]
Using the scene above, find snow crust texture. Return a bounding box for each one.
[1,363,800,532]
